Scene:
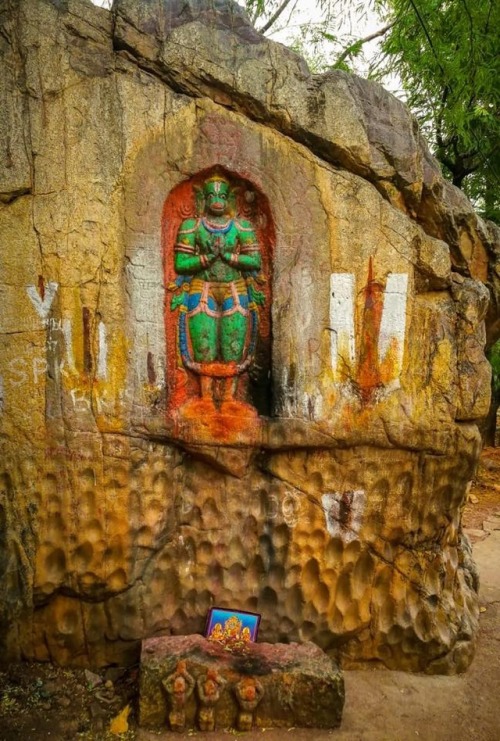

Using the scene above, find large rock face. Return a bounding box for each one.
[0,0,496,673]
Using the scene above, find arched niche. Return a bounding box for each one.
[122,102,333,440]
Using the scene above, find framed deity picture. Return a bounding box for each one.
[205,607,261,646]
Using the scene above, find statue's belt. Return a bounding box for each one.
[186,279,250,318]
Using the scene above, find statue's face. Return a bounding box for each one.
[205,679,216,695]
[174,676,186,693]
[243,684,256,701]
[204,179,230,216]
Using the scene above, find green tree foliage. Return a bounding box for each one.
[484,340,500,445]
[246,0,499,223]
[245,0,386,73]
[373,0,500,223]
[489,341,500,401]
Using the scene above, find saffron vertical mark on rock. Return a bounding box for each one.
[321,490,365,543]
[37,275,45,301]
[357,258,385,401]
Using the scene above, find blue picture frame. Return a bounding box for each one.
[205,607,261,644]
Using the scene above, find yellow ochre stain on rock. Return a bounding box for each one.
[109,704,130,735]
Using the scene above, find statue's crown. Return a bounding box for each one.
[203,171,231,193]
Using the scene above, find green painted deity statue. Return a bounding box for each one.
[170,173,265,416]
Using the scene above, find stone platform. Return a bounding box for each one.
[139,635,344,732]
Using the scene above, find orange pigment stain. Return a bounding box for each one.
[197,361,238,378]
[379,336,400,385]
[340,404,355,432]
[175,402,260,442]
[356,258,384,403]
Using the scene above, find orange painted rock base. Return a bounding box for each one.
[175,399,261,443]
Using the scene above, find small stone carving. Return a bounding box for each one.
[234,676,264,731]
[162,660,195,732]
[196,668,226,731]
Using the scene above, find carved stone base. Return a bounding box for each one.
[139,635,344,731]
[198,706,215,732]
[237,710,253,732]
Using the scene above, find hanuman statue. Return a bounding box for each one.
[170,172,265,417]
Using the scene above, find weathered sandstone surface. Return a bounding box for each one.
[0,0,498,673]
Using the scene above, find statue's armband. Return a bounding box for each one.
[174,219,208,274]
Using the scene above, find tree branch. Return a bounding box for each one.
[435,87,450,149]
[257,0,295,35]
[334,21,396,66]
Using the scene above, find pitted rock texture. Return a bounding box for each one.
[0,0,496,674]
[139,635,344,730]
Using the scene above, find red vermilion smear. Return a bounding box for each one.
[178,400,259,442]
[357,258,384,402]
[379,336,399,386]
[38,275,45,301]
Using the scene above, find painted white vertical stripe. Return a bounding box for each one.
[125,246,166,387]
[62,318,76,372]
[97,321,108,380]
[329,273,356,377]
[378,273,408,371]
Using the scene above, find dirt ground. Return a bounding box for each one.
[1,449,499,741]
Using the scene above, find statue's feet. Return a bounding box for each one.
[169,712,186,733]
[220,400,258,418]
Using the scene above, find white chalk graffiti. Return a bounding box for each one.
[267,489,301,528]
[321,490,365,542]
[5,305,110,396]
[26,282,58,321]
[7,356,51,387]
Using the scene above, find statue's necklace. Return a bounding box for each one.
[201,217,232,234]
